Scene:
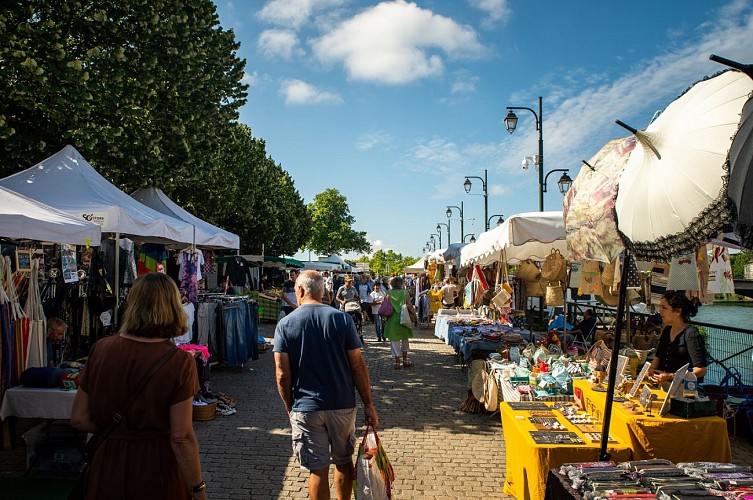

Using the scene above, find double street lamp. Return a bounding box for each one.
[488,214,505,227]
[463,169,489,230]
[505,96,546,211]
[446,202,464,244]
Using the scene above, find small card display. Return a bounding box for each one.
[639,385,655,411]
[528,417,565,430]
[583,432,618,443]
[508,402,550,411]
[529,431,584,445]
[629,362,652,398]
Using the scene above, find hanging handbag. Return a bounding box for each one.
[569,260,583,289]
[377,294,394,317]
[578,259,602,295]
[67,346,179,500]
[525,276,546,297]
[545,281,565,306]
[667,251,701,291]
[541,249,566,282]
[516,259,540,282]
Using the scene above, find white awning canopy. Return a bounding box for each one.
[131,186,240,249]
[0,185,101,245]
[0,145,195,244]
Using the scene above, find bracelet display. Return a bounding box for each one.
[190,481,206,493]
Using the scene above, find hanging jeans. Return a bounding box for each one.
[246,302,259,361]
[222,302,249,367]
[197,302,217,349]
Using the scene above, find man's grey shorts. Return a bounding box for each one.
[289,408,357,471]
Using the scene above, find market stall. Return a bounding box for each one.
[574,379,731,462]
[501,401,632,500]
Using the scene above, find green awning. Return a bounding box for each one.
[216,255,304,268]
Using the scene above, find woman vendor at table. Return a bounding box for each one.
[649,291,707,387]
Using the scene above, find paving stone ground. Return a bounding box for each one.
[3,319,753,499]
[196,321,511,500]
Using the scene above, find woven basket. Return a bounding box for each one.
[541,249,565,282]
[193,402,217,421]
[517,259,540,282]
[545,281,564,306]
[526,277,546,297]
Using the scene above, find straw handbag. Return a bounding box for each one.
[545,281,565,306]
[541,249,566,283]
[517,259,540,282]
[526,276,546,297]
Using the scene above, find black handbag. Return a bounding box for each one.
[68,345,179,499]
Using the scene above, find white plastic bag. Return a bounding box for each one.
[400,304,412,327]
[355,428,392,500]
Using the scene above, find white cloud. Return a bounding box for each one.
[258,0,346,29]
[467,0,511,26]
[241,71,258,86]
[258,30,301,60]
[356,131,394,151]
[451,74,478,94]
[311,0,487,85]
[280,79,343,105]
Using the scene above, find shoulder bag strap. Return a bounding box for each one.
[89,345,180,451]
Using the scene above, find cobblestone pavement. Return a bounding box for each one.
[196,321,511,499]
[3,320,753,499]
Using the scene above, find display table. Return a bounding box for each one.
[501,401,631,500]
[0,386,76,420]
[434,315,451,343]
[574,379,731,462]
[544,470,583,500]
[1,386,77,450]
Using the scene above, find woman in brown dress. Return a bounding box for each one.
[71,272,206,499]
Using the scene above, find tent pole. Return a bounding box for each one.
[114,232,120,327]
[599,249,632,460]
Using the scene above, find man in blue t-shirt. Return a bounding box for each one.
[274,270,379,499]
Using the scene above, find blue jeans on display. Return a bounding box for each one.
[246,302,259,361]
[223,302,249,367]
[373,314,384,340]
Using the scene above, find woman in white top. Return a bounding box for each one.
[370,282,386,341]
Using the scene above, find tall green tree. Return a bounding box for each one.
[0,0,247,189]
[730,250,752,279]
[368,250,418,276]
[307,189,370,255]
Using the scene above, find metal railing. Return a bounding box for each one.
[566,301,753,386]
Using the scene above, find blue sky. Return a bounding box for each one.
[213,0,753,261]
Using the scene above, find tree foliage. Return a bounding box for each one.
[307,189,370,255]
[0,1,309,255]
[730,250,752,279]
[367,250,418,276]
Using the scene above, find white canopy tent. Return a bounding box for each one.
[320,253,355,271]
[0,145,195,244]
[404,255,428,274]
[0,185,101,245]
[459,211,567,268]
[301,260,342,271]
[131,186,239,249]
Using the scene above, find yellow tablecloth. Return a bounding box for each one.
[501,402,631,500]
[574,379,731,463]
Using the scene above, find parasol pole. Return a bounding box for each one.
[599,249,632,460]
[709,54,753,79]
[114,232,120,327]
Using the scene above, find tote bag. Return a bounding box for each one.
[667,252,700,291]
[578,260,602,295]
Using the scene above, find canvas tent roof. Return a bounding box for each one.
[460,211,567,267]
[320,253,355,271]
[131,186,239,249]
[404,255,428,274]
[0,145,195,244]
[0,184,101,245]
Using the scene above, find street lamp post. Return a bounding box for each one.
[505,96,544,211]
[487,214,505,227]
[463,233,476,243]
[436,222,450,246]
[446,202,464,243]
[543,169,572,195]
[463,169,489,230]
[430,232,441,248]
